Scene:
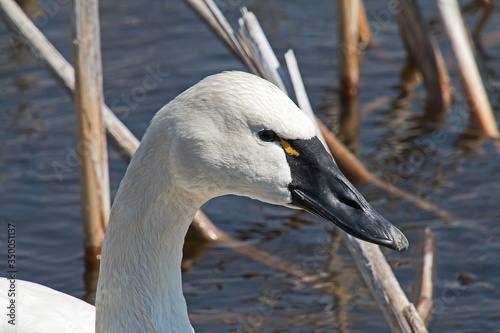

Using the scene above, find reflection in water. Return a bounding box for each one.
[338,93,360,146]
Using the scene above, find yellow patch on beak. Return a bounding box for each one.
[279,139,300,157]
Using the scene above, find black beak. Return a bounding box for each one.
[282,137,409,252]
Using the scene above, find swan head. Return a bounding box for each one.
[147,71,408,251]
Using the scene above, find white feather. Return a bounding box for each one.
[0,278,94,333]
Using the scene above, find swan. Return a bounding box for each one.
[0,71,408,332]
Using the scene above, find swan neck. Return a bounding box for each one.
[96,144,202,332]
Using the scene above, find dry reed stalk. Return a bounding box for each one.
[284,50,323,143]
[437,0,499,138]
[357,0,371,44]
[416,227,435,324]
[184,0,259,75]
[337,0,360,98]
[0,0,139,159]
[237,8,287,92]
[473,1,494,39]
[71,0,110,270]
[357,241,429,332]
[336,0,361,139]
[397,0,453,120]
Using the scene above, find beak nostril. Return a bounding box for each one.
[339,197,362,210]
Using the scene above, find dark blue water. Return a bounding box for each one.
[1,0,499,332]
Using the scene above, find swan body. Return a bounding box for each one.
[0,71,408,332]
[0,278,94,333]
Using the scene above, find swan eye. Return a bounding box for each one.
[258,129,279,142]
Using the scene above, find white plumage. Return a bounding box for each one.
[0,278,94,333]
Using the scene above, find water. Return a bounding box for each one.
[1,0,499,331]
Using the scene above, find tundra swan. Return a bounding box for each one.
[0,71,408,332]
